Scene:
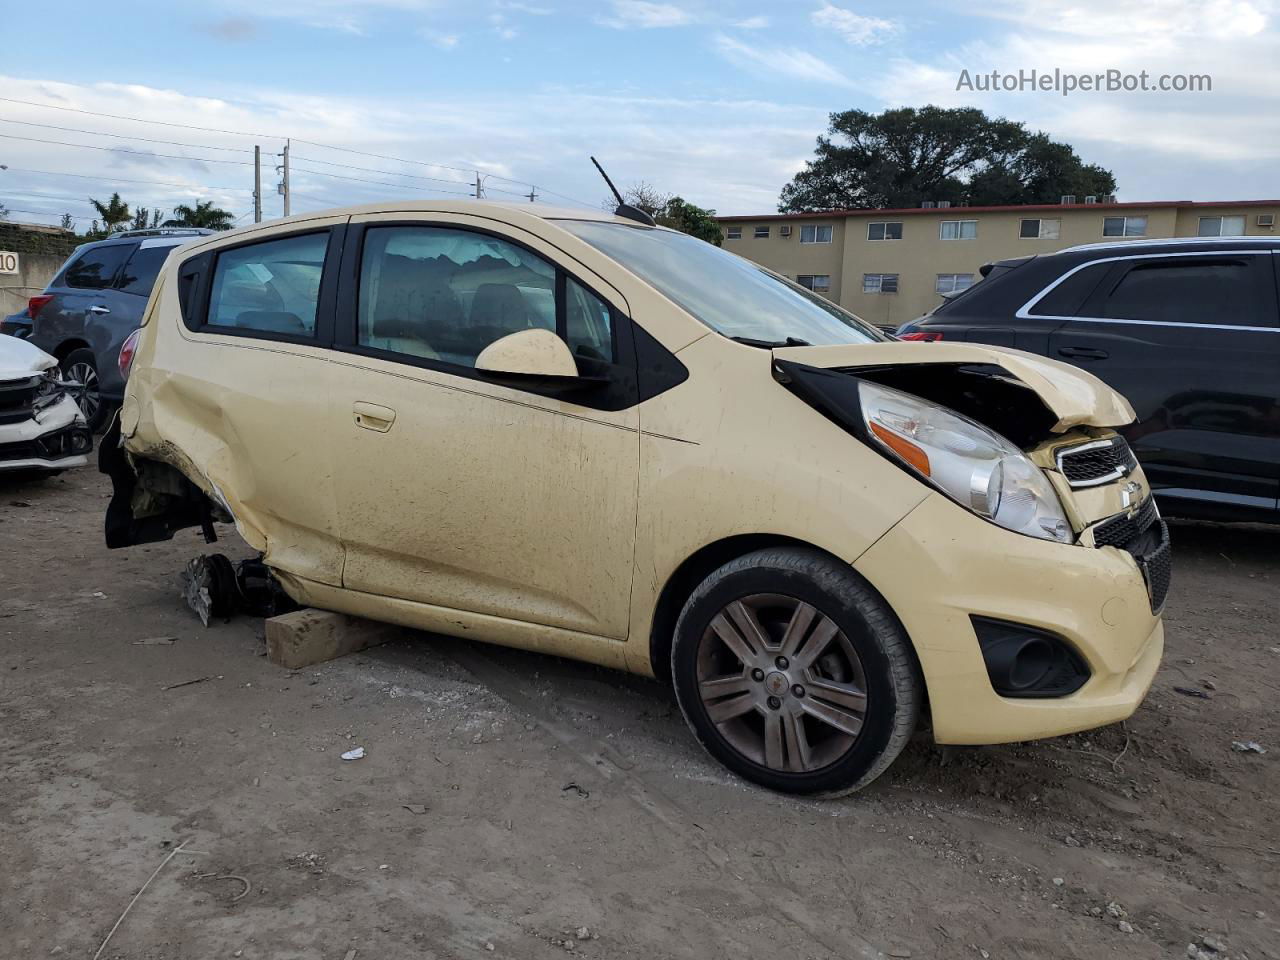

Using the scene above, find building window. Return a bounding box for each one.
[725,226,742,240]
[1103,216,1147,237]
[935,273,974,295]
[867,221,903,241]
[1197,215,1246,237]
[863,273,899,294]
[1019,218,1062,239]
[754,226,770,239]
[799,224,833,244]
[797,274,831,292]
[939,220,978,240]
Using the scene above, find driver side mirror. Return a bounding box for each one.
[475,329,608,388]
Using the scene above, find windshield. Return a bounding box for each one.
[556,220,887,346]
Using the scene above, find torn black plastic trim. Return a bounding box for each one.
[99,416,223,549]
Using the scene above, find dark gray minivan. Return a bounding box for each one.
[22,228,211,429]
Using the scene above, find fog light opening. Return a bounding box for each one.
[971,616,1090,699]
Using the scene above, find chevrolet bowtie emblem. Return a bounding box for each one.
[1121,480,1142,515]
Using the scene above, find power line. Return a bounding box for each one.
[0,131,254,166]
[289,163,474,195]
[0,116,254,154]
[0,95,278,139]
[0,165,246,191]
[291,153,473,188]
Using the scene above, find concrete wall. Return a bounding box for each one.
[0,222,80,318]
[721,202,1280,329]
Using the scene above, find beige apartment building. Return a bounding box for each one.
[717,199,1280,329]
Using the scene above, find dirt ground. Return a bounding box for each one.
[1,464,1277,960]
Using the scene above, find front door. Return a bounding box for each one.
[1048,252,1280,513]
[327,215,640,639]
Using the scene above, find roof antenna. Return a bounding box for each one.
[590,156,657,227]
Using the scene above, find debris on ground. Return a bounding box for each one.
[132,636,177,646]
[561,782,589,799]
[401,804,429,815]
[1105,901,1127,919]
[1117,920,1134,934]
[340,747,365,761]
[161,675,219,691]
[1231,741,1267,754]
[1173,686,1211,699]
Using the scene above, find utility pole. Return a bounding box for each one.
[253,145,262,223]
[474,171,484,200]
[527,185,537,203]
[281,140,291,217]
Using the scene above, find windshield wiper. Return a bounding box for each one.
[729,336,812,349]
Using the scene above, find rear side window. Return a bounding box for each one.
[116,245,175,297]
[1027,262,1111,317]
[63,244,133,290]
[207,233,327,337]
[1098,258,1275,327]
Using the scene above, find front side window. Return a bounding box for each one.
[63,243,133,290]
[1103,216,1147,237]
[116,244,176,297]
[863,273,899,294]
[800,224,833,244]
[725,226,742,240]
[1197,215,1246,237]
[1100,258,1273,327]
[797,274,831,292]
[557,220,884,345]
[867,221,903,241]
[1019,218,1061,239]
[207,233,326,336]
[935,273,974,294]
[754,226,770,239]
[940,220,977,240]
[357,225,614,368]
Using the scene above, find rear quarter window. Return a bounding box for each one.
[62,243,134,290]
[205,232,328,338]
[116,245,176,297]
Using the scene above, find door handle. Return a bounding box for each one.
[353,401,396,433]
[88,305,111,315]
[1057,346,1109,360]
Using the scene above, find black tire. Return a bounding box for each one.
[670,547,921,797]
[59,347,110,432]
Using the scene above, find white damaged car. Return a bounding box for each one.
[0,334,94,475]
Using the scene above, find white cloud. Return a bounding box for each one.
[811,3,896,45]
[714,34,855,87]
[733,15,770,29]
[597,1,693,29]
[977,0,1271,40]
[425,31,459,48]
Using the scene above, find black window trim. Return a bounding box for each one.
[1016,249,1280,332]
[333,219,651,412]
[183,226,345,347]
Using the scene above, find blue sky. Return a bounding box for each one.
[1,0,1277,229]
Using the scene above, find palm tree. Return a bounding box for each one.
[89,192,131,233]
[164,200,235,231]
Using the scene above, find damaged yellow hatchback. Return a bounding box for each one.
[102,201,1168,796]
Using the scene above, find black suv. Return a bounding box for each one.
[12,228,212,429]
[897,237,1280,523]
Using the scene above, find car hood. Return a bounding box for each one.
[772,341,1135,433]
[0,334,58,382]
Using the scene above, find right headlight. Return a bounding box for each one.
[859,380,1073,543]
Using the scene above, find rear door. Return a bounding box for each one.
[1047,252,1279,513]
[32,242,135,368]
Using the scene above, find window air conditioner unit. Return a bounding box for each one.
[937,200,952,208]
[921,200,937,208]
[1257,214,1275,227]
[1061,195,1076,205]
[1104,195,1117,204]
[1084,195,1098,204]
[779,224,792,237]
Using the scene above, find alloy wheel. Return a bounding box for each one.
[695,593,868,773]
[65,361,101,422]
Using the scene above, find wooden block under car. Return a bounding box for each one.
[265,608,402,669]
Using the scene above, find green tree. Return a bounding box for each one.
[0,200,9,221]
[164,200,235,230]
[606,182,723,245]
[129,207,164,231]
[779,106,1116,212]
[59,213,75,231]
[89,192,132,233]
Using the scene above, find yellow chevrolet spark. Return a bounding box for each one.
[103,201,1168,796]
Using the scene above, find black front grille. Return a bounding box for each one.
[1092,496,1158,548]
[1057,437,1137,486]
[1141,524,1173,612]
[0,376,42,425]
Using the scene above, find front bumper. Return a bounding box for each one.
[0,394,92,473]
[856,492,1164,745]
